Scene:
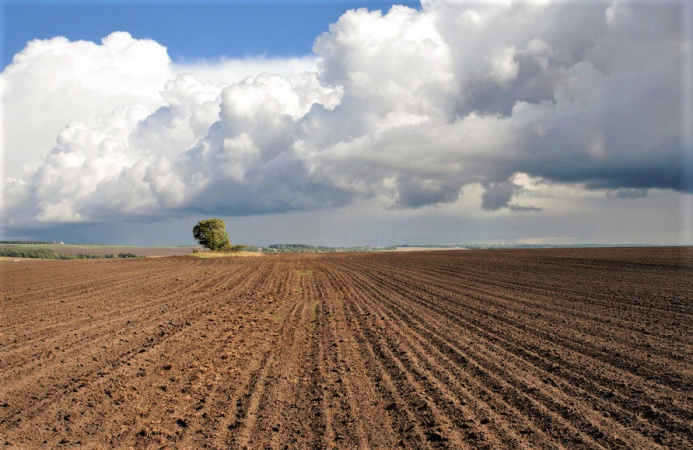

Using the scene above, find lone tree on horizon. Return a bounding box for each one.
[193,218,230,251]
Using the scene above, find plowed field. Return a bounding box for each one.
[1,247,691,448]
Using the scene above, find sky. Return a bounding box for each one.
[1,0,691,246]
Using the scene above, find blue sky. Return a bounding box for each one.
[2,1,418,68]
[1,1,690,246]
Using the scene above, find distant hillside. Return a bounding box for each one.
[0,240,56,245]
[0,243,199,258]
[263,244,396,253]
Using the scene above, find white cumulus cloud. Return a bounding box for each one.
[1,0,689,232]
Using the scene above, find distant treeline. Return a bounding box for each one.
[267,244,334,253]
[262,244,397,253]
[0,249,140,259]
[0,240,56,244]
[460,243,664,249]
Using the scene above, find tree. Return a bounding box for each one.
[193,218,230,251]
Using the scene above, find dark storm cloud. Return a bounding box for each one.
[606,188,649,200]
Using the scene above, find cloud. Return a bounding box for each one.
[1,32,172,180]
[480,179,541,212]
[0,33,319,181]
[1,1,689,231]
[606,188,648,200]
[173,55,320,86]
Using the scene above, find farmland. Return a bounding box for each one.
[1,247,691,448]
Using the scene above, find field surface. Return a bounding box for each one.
[1,247,691,448]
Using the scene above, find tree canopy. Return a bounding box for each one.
[192,218,230,251]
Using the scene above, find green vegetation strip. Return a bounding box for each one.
[0,249,140,260]
[296,269,314,276]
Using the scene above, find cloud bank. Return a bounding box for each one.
[1,0,689,230]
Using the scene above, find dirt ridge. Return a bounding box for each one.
[1,248,691,448]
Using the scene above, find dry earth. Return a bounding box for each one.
[1,247,691,448]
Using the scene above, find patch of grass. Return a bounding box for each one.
[296,269,314,276]
[192,251,263,259]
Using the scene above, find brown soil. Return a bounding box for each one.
[1,247,691,448]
